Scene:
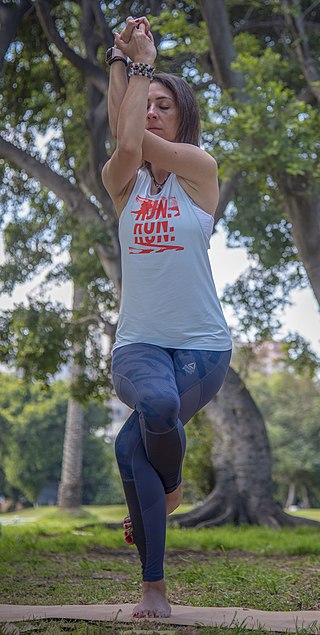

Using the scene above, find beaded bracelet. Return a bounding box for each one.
[128,62,155,80]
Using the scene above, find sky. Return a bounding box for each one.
[1,224,319,355]
[209,226,320,355]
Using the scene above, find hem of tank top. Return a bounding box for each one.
[112,340,233,353]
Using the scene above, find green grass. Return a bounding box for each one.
[1,506,320,634]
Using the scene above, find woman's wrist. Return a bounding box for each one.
[132,56,156,65]
[128,61,155,80]
[113,47,126,58]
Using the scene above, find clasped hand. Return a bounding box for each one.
[114,16,157,65]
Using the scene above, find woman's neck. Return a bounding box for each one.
[148,165,170,194]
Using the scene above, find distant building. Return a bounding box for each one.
[234,339,285,375]
[252,340,284,375]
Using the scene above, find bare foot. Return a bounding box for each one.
[123,483,183,544]
[132,579,171,618]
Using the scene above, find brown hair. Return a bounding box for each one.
[152,72,201,146]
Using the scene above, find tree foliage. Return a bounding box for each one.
[0,372,123,505]
[182,410,215,503]
[248,369,320,507]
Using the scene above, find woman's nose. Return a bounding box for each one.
[147,106,157,118]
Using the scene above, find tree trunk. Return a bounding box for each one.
[300,484,311,509]
[198,0,245,98]
[57,285,85,510]
[172,368,319,528]
[282,181,320,306]
[286,481,296,508]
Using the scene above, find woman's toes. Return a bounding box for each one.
[124,522,134,543]
[123,516,134,544]
[123,515,131,528]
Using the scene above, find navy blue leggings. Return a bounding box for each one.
[111,343,231,581]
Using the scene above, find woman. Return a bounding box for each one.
[102,17,232,619]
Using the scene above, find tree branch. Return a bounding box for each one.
[0,0,33,76]
[0,133,122,294]
[34,0,107,95]
[73,313,116,337]
[89,0,114,51]
[233,16,320,36]
[78,3,113,208]
[282,0,320,106]
[215,172,242,224]
[0,135,104,227]
[198,0,245,99]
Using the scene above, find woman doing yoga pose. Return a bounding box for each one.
[102,16,232,620]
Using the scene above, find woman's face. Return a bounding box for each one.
[146,82,179,142]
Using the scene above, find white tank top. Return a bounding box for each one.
[113,168,232,352]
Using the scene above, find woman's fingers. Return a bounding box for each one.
[119,16,151,44]
[134,16,151,32]
[136,21,146,33]
[113,31,126,51]
[146,29,155,45]
[121,17,138,43]
[114,18,156,63]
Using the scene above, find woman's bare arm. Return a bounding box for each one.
[108,17,151,138]
[108,53,128,138]
[102,23,157,209]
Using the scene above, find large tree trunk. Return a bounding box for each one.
[57,285,85,510]
[283,181,320,306]
[173,368,319,528]
[286,482,296,508]
[300,484,311,510]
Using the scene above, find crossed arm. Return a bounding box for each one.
[103,18,218,216]
[108,56,128,138]
[108,17,150,138]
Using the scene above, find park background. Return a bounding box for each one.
[1,0,320,519]
[0,3,320,632]
[0,0,320,635]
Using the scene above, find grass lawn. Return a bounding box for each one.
[0,506,320,634]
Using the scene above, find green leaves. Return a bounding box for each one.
[248,368,320,506]
[221,260,307,342]
[0,372,117,505]
[0,301,70,382]
[214,42,319,181]
[152,6,208,57]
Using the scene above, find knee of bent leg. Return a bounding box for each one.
[141,392,180,433]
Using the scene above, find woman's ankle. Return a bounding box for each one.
[142,579,166,593]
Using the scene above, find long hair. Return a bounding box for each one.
[152,72,201,146]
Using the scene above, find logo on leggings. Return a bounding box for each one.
[129,196,185,254]
[182,362,196,375]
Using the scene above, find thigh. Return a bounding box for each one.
[173,349,232,425]
[112,343,180,414]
